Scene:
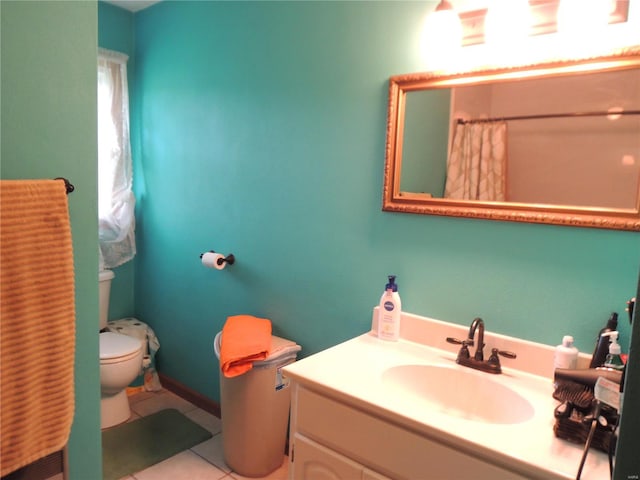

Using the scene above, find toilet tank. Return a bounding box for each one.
[99,269,115,330]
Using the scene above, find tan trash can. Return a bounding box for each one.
[214,332,301,477]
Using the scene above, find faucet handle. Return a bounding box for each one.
[496,349,517,359]
[487,348,517,367]
[446,337,472,360]
[446,337,474,347]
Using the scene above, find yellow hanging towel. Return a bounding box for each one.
[1,179,76,476]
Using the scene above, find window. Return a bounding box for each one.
[98,48,135,269]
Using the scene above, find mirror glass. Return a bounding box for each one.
[383,48,640,231]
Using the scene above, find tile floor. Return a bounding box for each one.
[50,389,288,480]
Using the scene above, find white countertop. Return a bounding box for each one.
[283,311,611,480]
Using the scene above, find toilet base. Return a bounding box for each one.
[101,389,132,429]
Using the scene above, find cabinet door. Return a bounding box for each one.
[292,434,364,480]
[295,386,531,480]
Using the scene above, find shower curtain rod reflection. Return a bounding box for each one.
[456,109,640,124]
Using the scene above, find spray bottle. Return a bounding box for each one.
[588,312,618,368]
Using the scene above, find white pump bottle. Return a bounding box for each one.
[377,275,401,341]
[602,331,624,370]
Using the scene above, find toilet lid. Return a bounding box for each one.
[100,332,142,360]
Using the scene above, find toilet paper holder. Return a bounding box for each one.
[200,250,235,267]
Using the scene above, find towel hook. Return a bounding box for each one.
[55,177,74,194]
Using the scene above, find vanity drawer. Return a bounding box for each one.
[295,386,530,480]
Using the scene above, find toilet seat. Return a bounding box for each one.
[100,332,143,364]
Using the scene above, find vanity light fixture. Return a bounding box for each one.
[459,0,629,46]
[422,0,463,69]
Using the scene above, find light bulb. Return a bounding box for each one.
[557,0,614,57]
[422,1,462,71]
[558,0,612,37]
[606,107,624,120]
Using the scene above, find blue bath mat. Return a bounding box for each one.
[102,408,212,480]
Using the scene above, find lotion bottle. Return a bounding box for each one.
[553,335,579,370]
[378,275,401,341]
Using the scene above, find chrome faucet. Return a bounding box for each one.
[446,317,516,374]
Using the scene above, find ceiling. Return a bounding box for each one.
[105,0,160,12]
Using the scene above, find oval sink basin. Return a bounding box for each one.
[382,364,535,424]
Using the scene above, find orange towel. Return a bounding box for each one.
[220,315,272,378]
[1,179,75,476]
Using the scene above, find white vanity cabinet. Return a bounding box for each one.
[287,383,530,480]
[283,314,611,480]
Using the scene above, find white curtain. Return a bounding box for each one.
[98,48,136,269]
[444,121,508,202]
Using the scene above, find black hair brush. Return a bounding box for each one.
[553,381,595,411]
[553,368,622,411]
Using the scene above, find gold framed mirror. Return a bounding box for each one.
[382,46,640,231]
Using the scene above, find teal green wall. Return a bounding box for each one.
[1,2,101,479]
[130,0,639,402]
[402,89,450,195]
[98,1,137,321]
[98,1,134,56]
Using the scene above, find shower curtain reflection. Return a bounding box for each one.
[444,121,508,201]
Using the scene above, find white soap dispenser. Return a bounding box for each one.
[377,275,401,341]
[554,335,579,370]
[602,331,624,370]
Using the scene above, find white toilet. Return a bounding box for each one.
[99,269,144,429]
